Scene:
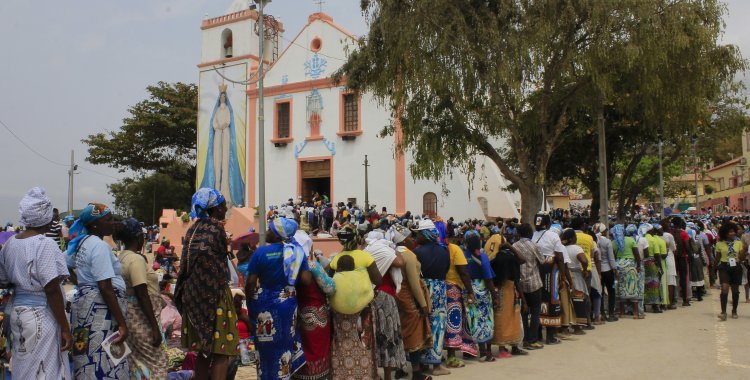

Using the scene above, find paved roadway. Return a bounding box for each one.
[235,289,750,379]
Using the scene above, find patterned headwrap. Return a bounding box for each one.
[18,187,54,228]
[612,224,625,252]
[66,203,112,255]
[638,223,653,239]
[337,223,361,251]
[119,218,144,242]
[464,230,482,254]
[592,222,607,236]
[269,217,305,286]
[550,223,563,236]
[625,224,637,237]
[421,228,440,244]
[190,188,225,219]
[387,223,411,245]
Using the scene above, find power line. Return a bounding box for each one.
[279,34,349,62]
[0,117,122,181]
[0,118,67,167]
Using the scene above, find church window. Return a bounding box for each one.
[343,94,358,132]
[222,29,233,58]
[275,101,291,140]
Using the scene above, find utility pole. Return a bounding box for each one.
[597,109,608,224]
[363,155,370,212]
[256,0,269,243]
[658,140,664,217]
[67,150,77,216]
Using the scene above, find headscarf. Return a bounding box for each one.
[337,223,360,251]
[269,217,305,286]
[18,187,54,228]
[612,224,625,252]
[119,218,144,242]
[592,222,607,236]
[421,228,440,244]
[625,224,638,237]
[190,188,225,219]
[364,230,402,293]
[387,224,411,245]
[66,203,112,255]
[464,230,482,253]
[550,223,563,236]
[637,223,653,241]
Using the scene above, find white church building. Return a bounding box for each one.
[195,2,520,221]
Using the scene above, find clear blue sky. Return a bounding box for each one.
[0,0,748,222]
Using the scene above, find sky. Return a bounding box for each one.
[0,0,749,223]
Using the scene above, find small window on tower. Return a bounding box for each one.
[222,28,233,58]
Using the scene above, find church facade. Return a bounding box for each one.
[196,5,519,221]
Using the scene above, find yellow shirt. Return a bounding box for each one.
[656,236,668,257]
[575,231,594,271]
[445,243,468,287]
[484,234,504,261]
[645,235,662,256]
[330,249,375,271]
[118,250,160,297]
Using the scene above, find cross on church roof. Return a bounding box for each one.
[313,0,325,13]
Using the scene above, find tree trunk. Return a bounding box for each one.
[519,184,542,224]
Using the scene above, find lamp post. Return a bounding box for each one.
[658,140,664,217]
[363,155,370,212]
[693,136,699,213]
[732,157,748,212]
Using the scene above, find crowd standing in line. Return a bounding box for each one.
[0,186,745,380]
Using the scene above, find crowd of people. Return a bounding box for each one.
[0,185,747,380]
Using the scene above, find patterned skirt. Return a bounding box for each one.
[465,279,494,344]
[71,284,129,379]
[396,277,432,353]
[126,293,168,379]
[643,257,662,305]
[492,280,522,346]
[445,283,478,356]
[372,291,407,369]
[294,303,331,380]
[421,279,447,365]
[182,286,239,356]
[539,263,561,327]
[9,304,71,380]
[617,258,640,301]
[331,309,377,380]
[250,286,305,380]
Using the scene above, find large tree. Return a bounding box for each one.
[83,81,198,220]
[335,0,745,222]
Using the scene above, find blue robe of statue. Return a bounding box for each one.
[201,92,245,206]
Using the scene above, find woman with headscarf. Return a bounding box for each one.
[328,224,382,380]
[687,223,706,302]
[364,230,408,380]
[612,224,643,319]
[245,217,310,380]
[115,218,168,379]
[462,230,498,362]
[643,225,664,313]
[294,231,334,380]
[0,187,71,379]
[388,224,432,380]
[561,229,589,334]
[174,188,238,380]
[66,202,130,379]
[660,220,679,309]
[412,220,452,376]
[490,231,526,357]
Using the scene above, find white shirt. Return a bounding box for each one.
[533,229,571,264]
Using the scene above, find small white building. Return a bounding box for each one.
[196,3,519,221]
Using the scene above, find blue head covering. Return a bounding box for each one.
[270,217,305,286]
[66,203,112,255]
[421,229,440,244]
[550,223,563,236]
[637,223,653,241]
[119,218,144,241]
[612,224,625,252]
[625,224,638,237]
[191,188,225,219]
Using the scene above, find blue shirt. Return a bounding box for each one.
[247,243,309,289]
[66,235,126,291]
[464,249,494,280]
[414,242,450,280]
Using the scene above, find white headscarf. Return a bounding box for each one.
[19,187,54,228]
[364,230,403,293]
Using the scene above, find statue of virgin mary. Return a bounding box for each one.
[200,84,245,207]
